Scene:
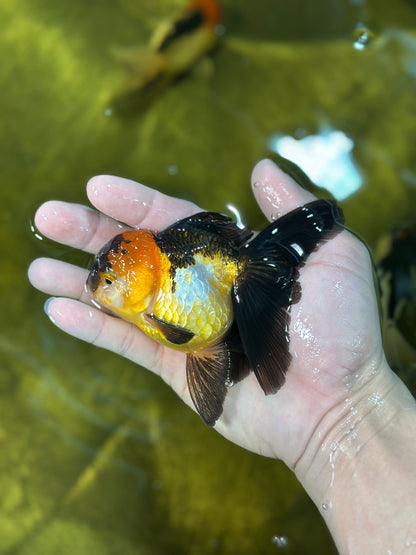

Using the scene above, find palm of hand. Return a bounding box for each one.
[28,160,384,466]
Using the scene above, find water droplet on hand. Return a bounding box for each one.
[29,220,44,242]
[322,500,333,511]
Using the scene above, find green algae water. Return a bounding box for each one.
[1,0,416,553]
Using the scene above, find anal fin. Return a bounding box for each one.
[186,344,230,426]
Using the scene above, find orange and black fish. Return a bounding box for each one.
[110,0,222,113]
[87,200,344,426]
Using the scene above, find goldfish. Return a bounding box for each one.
[87,200,344,426]
[109,0,222,113]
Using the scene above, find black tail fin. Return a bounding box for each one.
[243,199,345,266]
[232,200,344,395]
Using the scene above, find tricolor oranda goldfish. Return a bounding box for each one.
[110,0,222,113]
[87,200,344,426]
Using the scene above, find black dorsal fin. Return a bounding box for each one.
[145,314,194,345]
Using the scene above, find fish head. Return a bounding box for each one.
[86,229,161,321]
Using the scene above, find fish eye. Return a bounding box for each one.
[102,271,116,285]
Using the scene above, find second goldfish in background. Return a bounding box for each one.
[108,0,223,114]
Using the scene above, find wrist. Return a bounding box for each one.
[294,358,416,553]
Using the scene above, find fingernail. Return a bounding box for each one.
[44,297,56,322]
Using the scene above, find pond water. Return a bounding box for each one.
[1,0,416,553]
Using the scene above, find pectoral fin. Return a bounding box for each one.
[145,313,194,345]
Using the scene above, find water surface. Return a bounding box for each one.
[1,0,416,552]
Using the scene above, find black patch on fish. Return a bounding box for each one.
[232,199,344,395]
[87,233,131,292]
[155,212,252,277]
[87,264,103,293]
[157,9,205,53]
[157,229,197,277]
[146,313,194,345]
[181,212,252,247]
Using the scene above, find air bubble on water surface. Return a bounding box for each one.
[271,535,288,548]
[215,24,226,37]
[167,164,178,175]
[353,25,375,51]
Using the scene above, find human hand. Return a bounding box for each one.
[29,159,416,554]
[28,159,388,468]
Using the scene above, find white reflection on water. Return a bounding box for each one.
[268,128,363,201]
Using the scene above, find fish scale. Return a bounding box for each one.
[152,252,237,352]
